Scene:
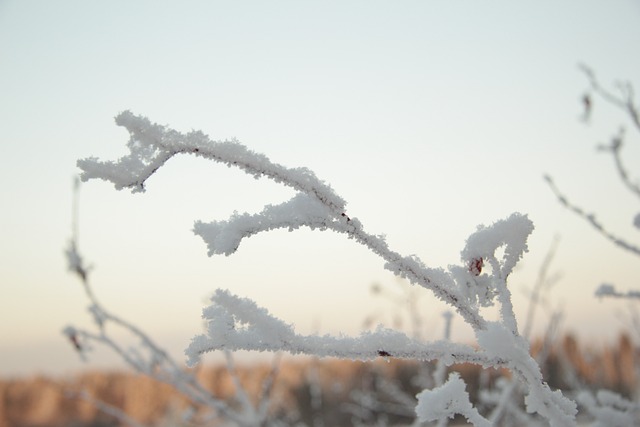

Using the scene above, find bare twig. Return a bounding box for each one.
[522,235,562,341]
[544,175,640,257]
[64,180,275,426]
[67,390,146,427]
[596,128,640,200]
[579,63,640,131]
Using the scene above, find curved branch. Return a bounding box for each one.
[544,175,640,257]
[78,110,347,215]
[580,64,640,132]
[597,129,640,200]
[79,112,574,426]
[81,111,488,330]
[186,290,502,368]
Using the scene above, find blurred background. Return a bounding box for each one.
[1,0,640,384]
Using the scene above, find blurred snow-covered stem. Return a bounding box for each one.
[545,65,640,294]
[545,65,640,425]
[76,111,582,426]
[63,179,284,427]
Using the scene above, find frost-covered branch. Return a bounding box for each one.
[186,290,505,369]
[576,389,640,427]
[544,175,640,257]
[78,110,346,213]
[416,373,491,427]
[541,66,640,425]
[546,67,640,309]
[595,283,640,300]
[80,111,492,330]
[483,238,563,426]
[580,63,640,131]
[596,128,640,200]
[79,112,579,426]
[64,181,283,426]
[64,246,253,425]
[546,66,640,261]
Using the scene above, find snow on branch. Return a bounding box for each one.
[579,63,640,131]
[186,290,507,369]
[80,112,578,426]
[544,175,640,257]
[549,67,640,251]
[477,322,577,427]
[415,373,491,427]
[78,110,347,214]
[64,184,284,425]
[595,283,640,300]
[461,213,534,280]
[576,390,640,427]
[596,128,640,201]
[78,112,488,330]
[193,193,334,256]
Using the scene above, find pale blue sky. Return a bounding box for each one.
[1,1,640,376]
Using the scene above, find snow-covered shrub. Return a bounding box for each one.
[73,111,581,426]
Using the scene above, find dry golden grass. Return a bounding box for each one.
[1,334,637,426]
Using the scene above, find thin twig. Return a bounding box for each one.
[579,64,640,131]
[67,390,146,427]
[544,175,640,257]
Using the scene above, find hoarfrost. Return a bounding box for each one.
[415,373,490,427]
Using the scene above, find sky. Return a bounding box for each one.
[1,1,640,377]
